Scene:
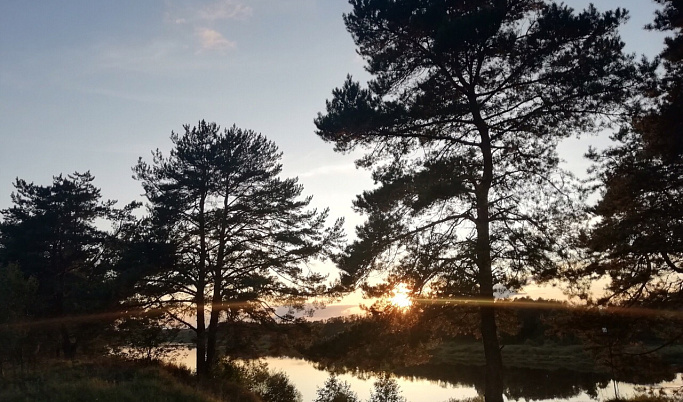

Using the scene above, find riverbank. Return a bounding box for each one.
[0,357,259,402]
[428,342,683,373]
[2,354,680,402]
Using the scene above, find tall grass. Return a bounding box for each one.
[0,357,224,402]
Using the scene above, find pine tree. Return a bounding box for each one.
[0,172,132,357]
[579,0,683,308]
[315,2,639,400]
[134,121,343,375]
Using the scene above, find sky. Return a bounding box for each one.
[0,0,671,314]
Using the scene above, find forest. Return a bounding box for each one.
[0,1,682,402]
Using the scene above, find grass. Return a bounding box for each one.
[0,357,260,402]
[428,341,683,374]
[430,341,597,372]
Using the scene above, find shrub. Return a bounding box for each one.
[314,375,360,402]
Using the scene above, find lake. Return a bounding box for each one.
[171,349,682,401]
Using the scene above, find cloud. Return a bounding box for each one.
[195,28,236,52]
[197,0,252,21]
[162,1,249,53]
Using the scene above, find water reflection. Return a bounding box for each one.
[318,360,679,401]
[172,349,681,401]
[394,365,616,400]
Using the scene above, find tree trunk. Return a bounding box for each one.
[196,294,207,376]
[206,276,222,372]
[476,209,505,402]
[207,186,230,372]
[479,285,504,402]
[196,192,209,377]
[474,112,505,402]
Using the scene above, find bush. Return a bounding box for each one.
[215,359,301,402]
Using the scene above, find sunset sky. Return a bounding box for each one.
[0,1,671,313]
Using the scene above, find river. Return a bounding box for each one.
[170,349,682,402]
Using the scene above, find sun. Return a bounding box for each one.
[390,283,413,308]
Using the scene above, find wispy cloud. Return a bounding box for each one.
[195,28,236,52]
[163,0,250,53]
[197,0,252,21]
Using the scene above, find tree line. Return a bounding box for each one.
[0,123,343,377]
[1,1,682,402]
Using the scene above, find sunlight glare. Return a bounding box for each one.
[390,283,413,308]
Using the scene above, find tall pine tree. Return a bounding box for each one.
[580,0,683,308]
[315,1,638,400]
[134,121,343,375]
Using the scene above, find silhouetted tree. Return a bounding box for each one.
[315,2,639,401]
[550,305,679,389]
[0,263,38,373]
[216,360,303,402]
[109,309,180,362]
[369,374,406,402]
[134,121,343,376]
[0,172,137,358]
[578,0,683,310]
[314,375,360,402]
[305,301,438,371]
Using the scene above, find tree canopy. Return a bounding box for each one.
[315,376,360,402]
[579,0,683,309]
[133,121,343,375]
[0,172,138,358]
[315,1,639,400]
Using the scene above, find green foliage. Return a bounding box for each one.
[314,375,360,402]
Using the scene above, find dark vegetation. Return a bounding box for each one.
[0,358,218,402]
[0,1,682,401]
[314,1,652,401]
[0,356,307,402]
[300,299,682,376]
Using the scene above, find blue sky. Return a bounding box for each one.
[0,1,670,304]
[0,1,371,222]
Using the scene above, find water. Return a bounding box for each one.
[170,349,682,402]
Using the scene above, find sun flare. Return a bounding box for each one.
[390,283,413,308]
